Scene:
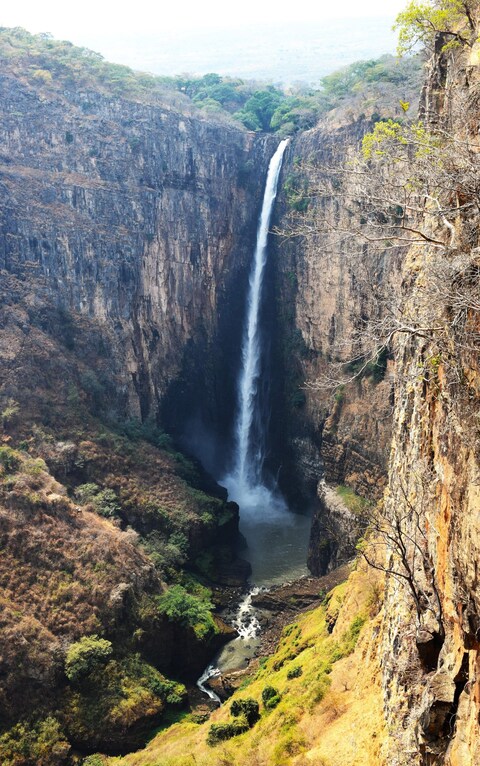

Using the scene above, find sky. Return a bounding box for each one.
[0,0,408,82]
[1,0,406,38]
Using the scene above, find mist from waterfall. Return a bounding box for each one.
[223,139,289,519]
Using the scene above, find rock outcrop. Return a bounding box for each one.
[375,35,480,765]
[0,57,273,448]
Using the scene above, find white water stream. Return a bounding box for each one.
[196,588,262,703]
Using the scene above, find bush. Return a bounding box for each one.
[116,416,172,449]
[0,445,20,473]
[156,585,217,639]
[230,698,260,727]
[206,717,249,746]
[64,655,185,748]
[262,685,282,709]
[65,635,113,683]
[0,717,70,766]
[1,398,20,427]
[74,484,121,519]
[287,666,303,679]
[82,756,105,766]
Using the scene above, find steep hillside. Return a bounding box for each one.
[107,562,387,766]
[0,28,271,761]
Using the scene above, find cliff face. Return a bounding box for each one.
[0,64,272,442]
[269,123,399,571]
[376,37,480,765]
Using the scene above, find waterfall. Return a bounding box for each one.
[196,665,221,705]
[223,139,289,515]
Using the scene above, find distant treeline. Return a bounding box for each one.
[0,27,422,134]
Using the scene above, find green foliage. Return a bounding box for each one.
[394,0,475,55]
[335,485,370,516]
[156,585,217,639]
[318,54,422,107]
[0,28,422,136]
[234,88,283,131]
[32,68,53,83]
[206,717,250,746]
[0,446,21,473]
[114,416,172,449]
[0,716,70,766]
[286,665,303,679]
[272,729,306,764]
[64,655,185,746]
[230,698,260,726]
[206,697,260,746]
[1,398,20,428]
[82,757,105,766]
[362,119,407,159]
[74,483,121,519]
[262,685,282,709]
[143,529,189,571]
[65,635,113,683]
[331,614,368,661]
[283,172,310,212]
[344,348,389,383]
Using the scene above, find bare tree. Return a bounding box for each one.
[358,473,444,643]
[279,84,480,391]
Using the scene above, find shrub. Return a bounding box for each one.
[273,729,306,764]
[156,585,217,639]
[32,69,53,83]
[0,445,20,473]
[115,416,172,449]
[65,635,113,683]
[82,756,105,766]
[206,717,249,746]
[1,398,19,427]
[262,685,282,709]
[0,716,70,766]
[341,614,367,655]
[230,698,260,727]
[287,666,303,679]
[74,483,121,519]
[64,655,184,748]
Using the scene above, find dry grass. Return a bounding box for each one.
[108,564,388,766]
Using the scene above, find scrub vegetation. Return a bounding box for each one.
[107,565,383,766]
[0,26,421,135]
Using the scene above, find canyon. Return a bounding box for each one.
[0,13,479,766]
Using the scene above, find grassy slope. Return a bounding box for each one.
[108,563,387,766]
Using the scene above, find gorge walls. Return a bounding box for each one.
[267,122,402,570]
[0,63,274,463]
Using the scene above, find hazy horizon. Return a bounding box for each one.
[1,1,406,84]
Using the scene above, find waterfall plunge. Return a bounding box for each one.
[223,139,289,518]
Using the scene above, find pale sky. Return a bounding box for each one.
[1,0,406,38]
[0,0,408,81]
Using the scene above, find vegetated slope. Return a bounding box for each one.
[0,27,268,763]
[108,563,386,766]
[0,333,240,759]
[0,27,422,135]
